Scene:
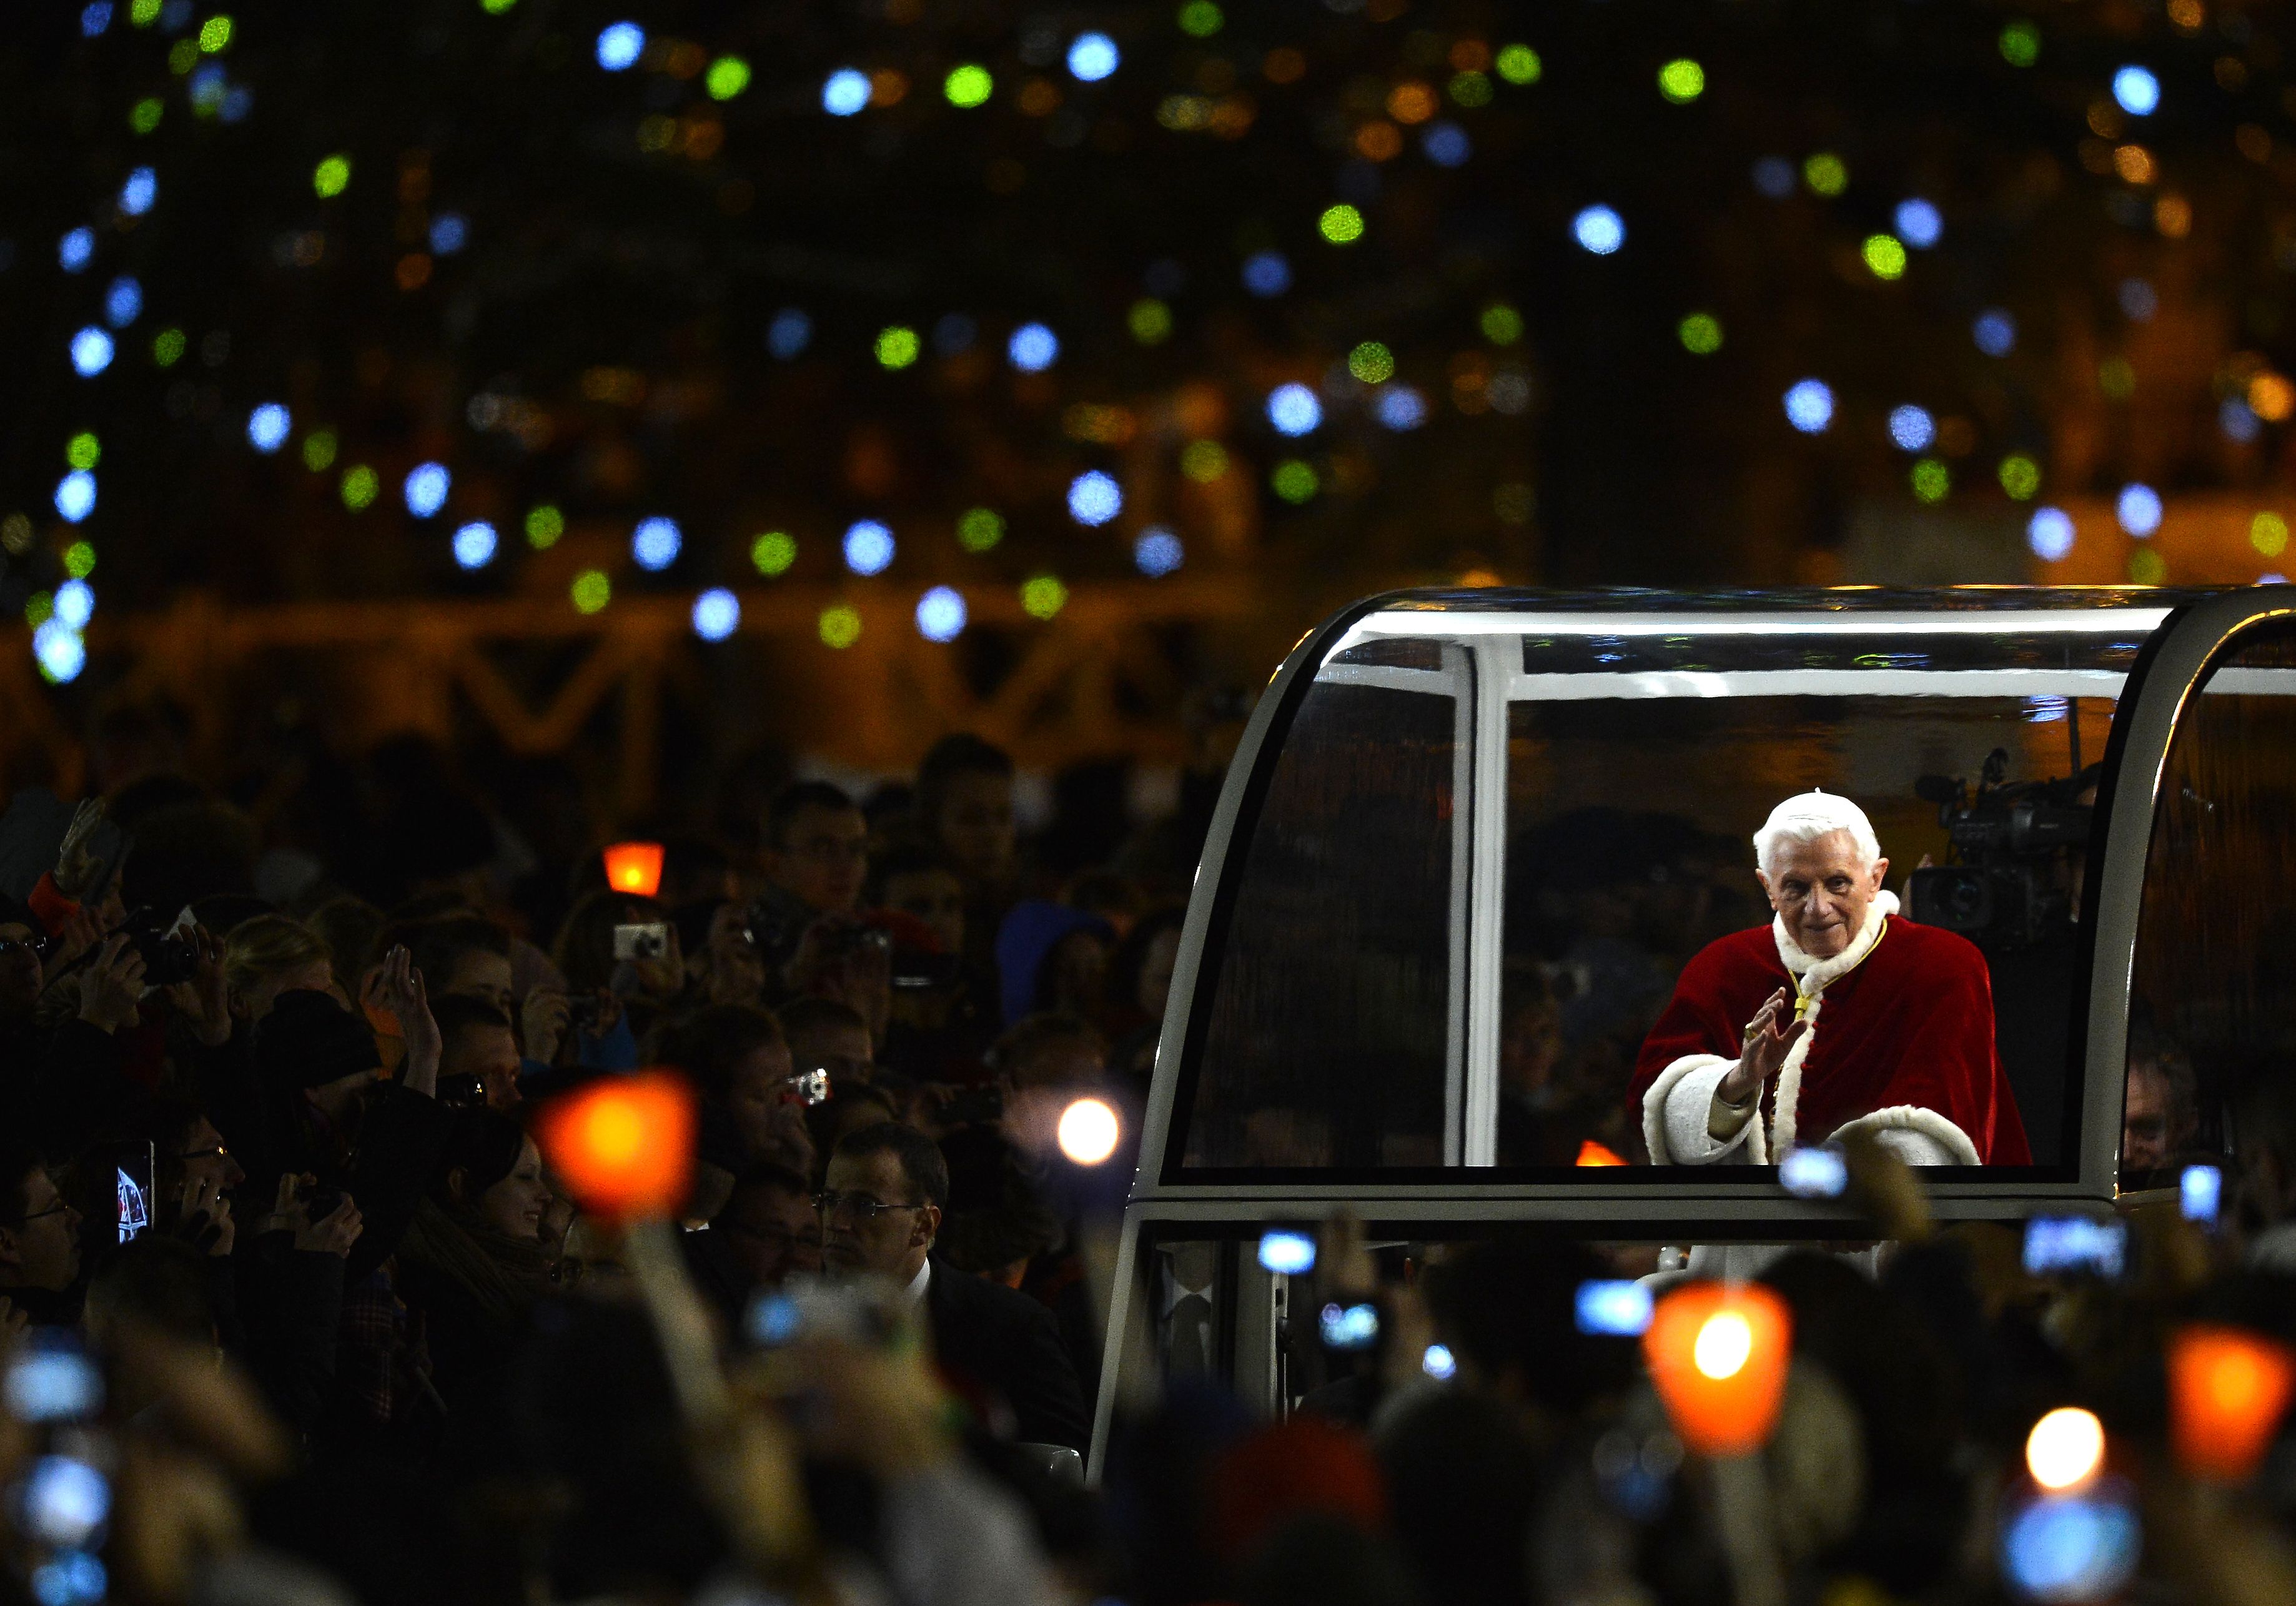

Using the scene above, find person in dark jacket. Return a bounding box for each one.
[818,1121,1089,1450]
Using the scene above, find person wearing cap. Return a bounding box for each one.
[1629,790,2031,1167]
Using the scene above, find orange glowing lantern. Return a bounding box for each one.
[2167,1324,2296,1483]
[602,840,665,898]
[1642,1282,1793,1458]
[1576,1139,1628,1167]
[536,1071,696,1222]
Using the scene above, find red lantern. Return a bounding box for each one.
[1576,1139,1628,1167]
[536,1071,695,1222]
[1642,1281,1793,1458]
[2168,1324,2296,1483]
[602,840,665,898]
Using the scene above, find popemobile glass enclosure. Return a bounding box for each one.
[1087,586,2296,1467]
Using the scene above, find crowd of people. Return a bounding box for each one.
[2,711,2296,1606]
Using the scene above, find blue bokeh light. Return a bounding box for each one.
[1783,379,1835,434]
[596,22,645,70]
[843,520,895,575]
[1242,250,1292,297]
[403,462,451,518]
[81,3,112,37]
[452,522,498,570]
[1266,383,1323,436]
[1134,528,1184,577]
[1067,32,1119,82]
[1894,197,1942,248]
[102,275,141,327]
[1422,1344,1457,1381]
[59,229,95,272]
[823,68,871,116]
[1067,470,1123,526]
[1257,1230,1315,1276]
[1375,385,1429,430]
[1973,309,2017,357]
[1751,156,1796,197]
[54,471,96,523]
[633,517,683,571]
[2027,507,2076,562]
[70,328,113,377]
[53,581,94,630]
[2118,278,2158,322]
[429,213,468,255]
[2117,483,2162,537]
[246,403,291,454]
[933,313,977,355]
[34,623,86,685]
[2113,66,2160,116]
[119,168,156,217]
[2001,1492,2140,1602]
[1887,405,1935,452]
[1573,205,1625,255]
[693,588,741,641]
[1422,121,1471,167]
[1008,322,1059,372]
[916,586,968,642]
[768,308,813,359]
[2222,397,2263,442]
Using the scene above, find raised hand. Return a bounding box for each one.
[296,1192,363,1258]
[1717,986,1808,1109]
[52,798,107,900]
[522,987,570,1067]
[164,924,232,1048]
[78,933,149,1034]
[369,945,440,1096]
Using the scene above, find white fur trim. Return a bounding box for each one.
[1824,1104,1981,1166]
[1642,1054,1768,1166]
[1765,893,1897,1155]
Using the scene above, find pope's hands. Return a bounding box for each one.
[1718,986,1808,1109]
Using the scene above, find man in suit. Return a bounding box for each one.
[819,1121,1089,1450]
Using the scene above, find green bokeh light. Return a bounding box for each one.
[1495,44,1541,84]
[64,542,97,579]
[753,530,798,573]
[302,429,339,472]
[1348,342,1396,384]
[1128,299,1174,344]
[1177,1,1223,38]
[874,325,921,369]
[198,14,232,51]
[1271,460,1319,503]
[340,465,379,510]
[313,154,352,198]
[1999,455,2041,500]
[1862,234,1908,280]
[1020,575,1069,620]
[1999,21,2041,67]
[706,56,751,100]
[573,570,612,614]
[1678,313,1723,355]
[956,508,1005,552]
[1319,204,1365,245]
[153,328,186,367]
[1911,459,1951,503]
[1803,152,1848,196]
[1480,303,1524,345]
[525,505,565,548]
[130,97,164,134]
[944,64,994,107]
[66,434,101,471]
[1658,59,1705,104]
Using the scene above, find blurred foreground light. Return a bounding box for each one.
[1267,382,1322,436]
[1783,379,1834,434]
[1375,385,1428,430]
[1242,250,1292,296]
[1575,1139,1628,1166]
[1422,1344,1457,1380]
[2168,1325,2296,1483]
[246,404,290,452]
[1067,32,1119,82]
[33,623,86,685]
[915,585,967,642]
[71,328,114,377]
[2028,507,2076,562]
[1056,1097,1121,1164]
[537,1070,695,1221]
[823,69,871,115]
[2001,1489,2140,1603]
[119,167,157,216]
[403,462,450,517]
[1643,1282,1791,1457]
[2025,1407,2105,1492]
[54,472,96,523]
[2113,66,2159,116]
[1134,528,1184,577]
[1067,470,1123,525]
[1974,309,2017,356]
[59,229,94,272]
[452,522,497,570]
[1257,1230,1315,1276]
[1888,405,1935,452]
[692,588,740,641]
[1896,197,1943,247]
[2182,1161,2225,1221]
[1573,205,1625,254]
[2117,483,2162,537]
[633,517,682,571]
[603,841,664,896]
[52,582,94,630]
[844,520,895,575]
[595,21,645,71]
[1008,322,1059,372]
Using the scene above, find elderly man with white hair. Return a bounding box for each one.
[1629,790,2031,1167]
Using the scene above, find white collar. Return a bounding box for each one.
[903,1258,931,1311]
[1772,890,1897,996]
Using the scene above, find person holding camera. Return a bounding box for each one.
[1630,790,2030,1169]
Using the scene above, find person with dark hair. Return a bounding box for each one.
[994,902,1113,1029]
[383,913,515,1016]
[820,1121,1088,1449]
[762,780,870,918]
[869,841,967,961]
[393,1106,555,1415]
[781,995,876,1091]
[916,735,1017,893]
[0,1139,82,1324]
[548,888,679,1061]
[684,1161,819,1328]
[651,1003,810,1177]
[430,994,522,1111]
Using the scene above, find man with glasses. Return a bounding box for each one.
[688,1162,821,1327]
[819,1122,1088,1450]
[0,1139,84,1324]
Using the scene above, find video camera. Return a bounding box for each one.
[1906,749,2094,951]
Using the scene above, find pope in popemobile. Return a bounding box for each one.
[1631,790,2032,1170]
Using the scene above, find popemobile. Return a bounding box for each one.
[1089,584,2296,1472]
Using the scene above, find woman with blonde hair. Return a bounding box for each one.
[223,913,337,1024]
